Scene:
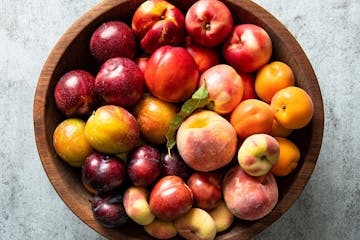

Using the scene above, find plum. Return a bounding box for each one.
[90,21,136,63]
[82,152,126,193]
[127,145,161,187]
[91,193,128,228]
[54,70,97,117]
[160,149,192,181]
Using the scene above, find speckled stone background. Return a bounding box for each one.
[1,0,359,239]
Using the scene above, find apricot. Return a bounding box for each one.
[271,137,301,176]
[53,118,93,167]
[230,99,273,139]
[255,61,295,102]
[223,165,278,220]
[270,118,293,137]
[176,110,237,172]
[271,86,314,129]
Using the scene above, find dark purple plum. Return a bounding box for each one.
[90,21,136,63]
[92,193,128,228]
[160,149,193,181]
[54,69,97,117]
[127,145,161,187]
[82,152,126,193]
[95,57,145,107]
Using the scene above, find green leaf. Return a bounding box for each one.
[166,81,209,154]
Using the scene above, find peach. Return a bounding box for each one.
[84,105,139,154]
[53,118,93,167]
[144,219,178,239]
[238,134,280,176]
[133,94,178,144]
[199,64,243,114]
[174,208,217,240]
[223,165,278,221]
[123,186,155,226]
[176,110,237,172]
[208,200,234,233]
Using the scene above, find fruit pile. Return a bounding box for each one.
[52,0,314,239]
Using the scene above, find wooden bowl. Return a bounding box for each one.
[33,0,324,239]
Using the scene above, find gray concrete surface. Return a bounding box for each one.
[1,0,359,239]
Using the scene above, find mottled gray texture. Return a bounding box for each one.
[0,0,359,239]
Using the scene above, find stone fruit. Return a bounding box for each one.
[90,21,136,63]
[133,94,178,144]
[144,219,178,239]
[123,186,155,225]
[185,0,233,47]
[160,148,192,181]
[270,118,293,137]
[208,200,234,233]
[174,208,217,240]
[85,105,139,154]
[91,193,128,228]
[131,0,185,53]
[223,24,272,73]
[199,64,243,114]
[239,72,257,101]
[54,70,97,117]
[149,176,193,221]
[230,99,274,139]
[53,118,93,167]
[187,172,222,210]
[127,145,161,187]
[270,137,301,176]
[145,45,199,103]
[81,152,126,193]
[237,133,280,177]
[223,165,278,221]
[176,110,237,172]
[134,56,149,74]
[95,57,144,107]
[183,36,220,74]
[255,61,295,102]
[271,86,314,129]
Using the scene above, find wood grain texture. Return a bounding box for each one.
[33,0,324,239]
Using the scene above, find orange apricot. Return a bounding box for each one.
[230,99,273,139]
[271,137,300,176]
[255,61,295,102]
[271,86,314,129]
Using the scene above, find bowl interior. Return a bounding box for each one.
[33,0,324,239]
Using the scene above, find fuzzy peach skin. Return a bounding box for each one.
[199,64,243,114]
[176,110,237,172]
[144,219,177,239]
[223,165,278,221]
[123,186,155,226]
[238,133,280,177]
